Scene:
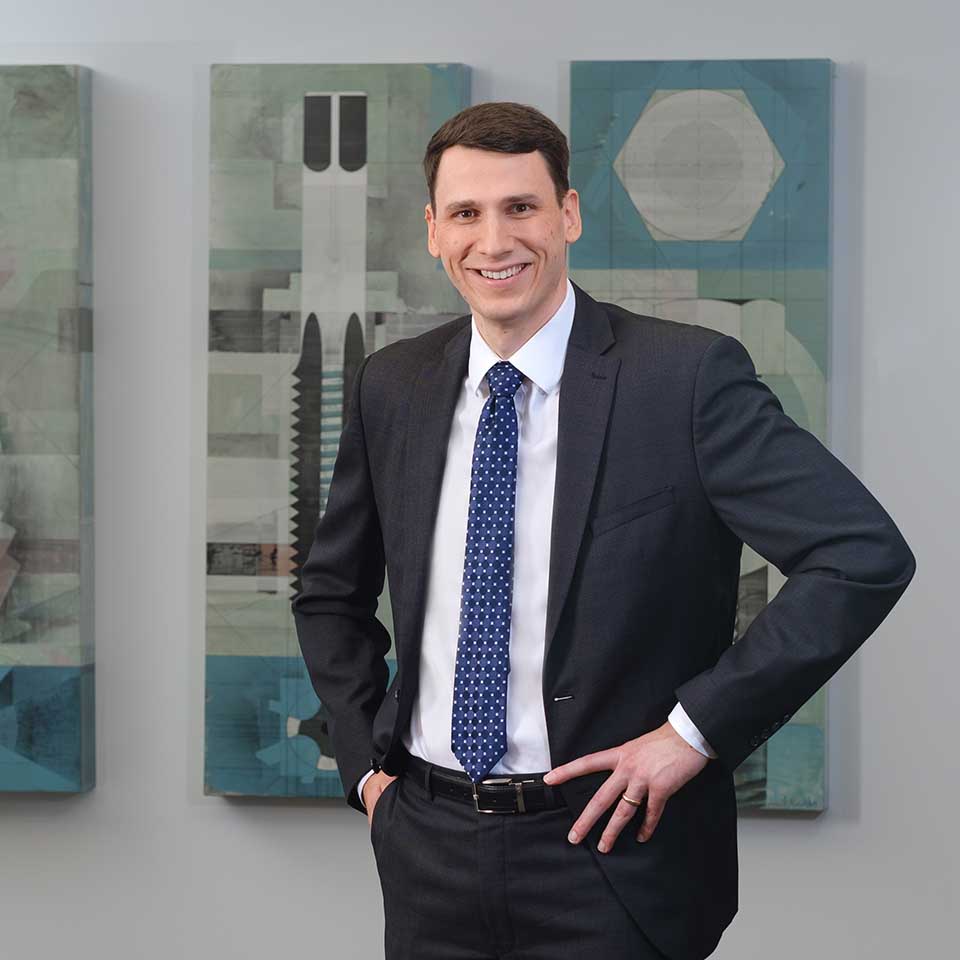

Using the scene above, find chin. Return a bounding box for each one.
[478,296,530,322]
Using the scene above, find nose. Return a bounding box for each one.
[476,212,513,258]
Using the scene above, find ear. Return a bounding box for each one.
[425,202,440,258]
[562,188,583,245]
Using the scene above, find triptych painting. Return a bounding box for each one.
[1,58,831,811]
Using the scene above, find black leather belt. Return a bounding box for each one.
[399,749,566,814]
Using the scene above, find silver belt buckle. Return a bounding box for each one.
[473,776,537,814]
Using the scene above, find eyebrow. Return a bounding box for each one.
[443,193,541,215]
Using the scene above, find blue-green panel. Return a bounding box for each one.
[205,62,471,800]
[0,65,95,793]
[571,59,833,812]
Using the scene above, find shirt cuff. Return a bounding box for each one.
[668,701,718,759]
[357,768,377,810]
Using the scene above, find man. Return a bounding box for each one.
[291,102,916,960]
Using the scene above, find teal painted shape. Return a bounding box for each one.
[428,64,472,131]
[570,59,831,273]
[0,743,79,791]
[766,723,825,810]
[204,655,397,798]
[0,665,94,792]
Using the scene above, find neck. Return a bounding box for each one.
[472,275,568,360]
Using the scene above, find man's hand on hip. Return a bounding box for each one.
[363,770,399,829]
[542,720,710,851]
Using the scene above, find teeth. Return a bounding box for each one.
[480,264,526,280]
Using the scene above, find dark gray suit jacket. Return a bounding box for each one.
[292,280,916,960]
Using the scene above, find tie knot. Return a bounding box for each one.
[485,361,524,399]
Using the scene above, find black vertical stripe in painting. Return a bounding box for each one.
[290,314,324,595]
[339,94,366,171]
[342,312,365,425]
[303,95,331,172]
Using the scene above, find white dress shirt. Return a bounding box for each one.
[357,278,716,808]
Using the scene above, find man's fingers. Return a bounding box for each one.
[568,777,641,846]
[597,792,646,853]
[636,790,667,842]
[366,773,398,829]
[543,747,619,785]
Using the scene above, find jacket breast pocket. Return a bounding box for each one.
[590,485,676,537]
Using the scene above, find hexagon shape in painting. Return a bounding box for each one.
[613,89,784,242]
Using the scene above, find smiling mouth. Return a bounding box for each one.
[472,262,532,283]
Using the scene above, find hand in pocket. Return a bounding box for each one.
[365,772,399,830]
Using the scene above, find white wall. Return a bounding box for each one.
[1,2,956,957]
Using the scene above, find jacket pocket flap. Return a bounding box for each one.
[590,485,676,537]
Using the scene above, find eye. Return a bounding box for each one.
[454,209,475,219]
[512,202,533,213]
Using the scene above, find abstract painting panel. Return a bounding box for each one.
[206,63,470,797]
[570,59,832,811]
[0,65,94,792]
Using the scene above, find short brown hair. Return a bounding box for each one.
[423,101,570,210]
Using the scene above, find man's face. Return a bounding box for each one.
[424,145,581,330]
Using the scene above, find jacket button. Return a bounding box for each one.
[394,687,400,700]
[370,756,382,773]
[749,735,760,747]
[783,714,791,722]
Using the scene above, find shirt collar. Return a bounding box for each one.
[467,277,576,398]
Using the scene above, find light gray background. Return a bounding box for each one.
[0,1,954,956]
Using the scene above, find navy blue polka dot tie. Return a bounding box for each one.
[451,360,525,783]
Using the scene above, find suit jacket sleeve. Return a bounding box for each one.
[291,352,391,812]
[675,334,916,773]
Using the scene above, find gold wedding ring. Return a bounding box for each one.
[620,791,644,807]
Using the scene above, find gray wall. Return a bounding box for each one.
[1,1,955,956]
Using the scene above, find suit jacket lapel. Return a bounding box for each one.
[399,319,470,664]
[398,282,618,675]
[544,283,618,667]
